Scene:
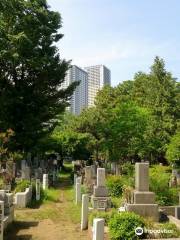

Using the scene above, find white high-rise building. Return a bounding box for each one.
[84,65,111,107]
[62,65,88,115]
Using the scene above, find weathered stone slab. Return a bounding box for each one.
[135,163,149,191]
[97,168,105,187]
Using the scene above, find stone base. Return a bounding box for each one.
[93,186,108,197]
[133,191,155,204]
[91,196,111,210]
[126,203,159,222]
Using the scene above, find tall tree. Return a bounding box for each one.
[132,57,179,162]
[0,0,76,152]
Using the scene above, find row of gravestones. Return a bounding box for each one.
[74,162,180,239]
[74,167,109,240]
[0,174,49,240]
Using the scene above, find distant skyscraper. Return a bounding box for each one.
[84,65,111,107]
[63,65,88,115]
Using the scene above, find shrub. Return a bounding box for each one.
[159,222,180,238]
[106,174,134,198]
[149,165,179,206]
[14,179,30,193]
[121,162,134,176]
[106,176,124,197]
[108,212,146,240]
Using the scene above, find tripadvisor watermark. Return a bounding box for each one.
[135,227,173,236]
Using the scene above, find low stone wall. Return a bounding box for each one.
[14,185,32,208]
[159,206,176,217]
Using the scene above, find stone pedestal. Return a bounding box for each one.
[126,203,159,222]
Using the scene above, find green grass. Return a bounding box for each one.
[16,162,81,224]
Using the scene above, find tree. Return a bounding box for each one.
[0,0,76,152]
[166,130,180,166]
[131,57,179,162]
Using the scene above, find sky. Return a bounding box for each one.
[48,0,180,86]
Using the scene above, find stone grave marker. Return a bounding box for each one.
[126,162,159,221]
[81,194,89,230]
[43,174,48,190]
[36,179,41,201]
[91,168,110,210]
[0,201,4,240]
[93,218,104,240]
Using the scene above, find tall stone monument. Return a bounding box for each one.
[126,162,159,221]
[91,168,110,210]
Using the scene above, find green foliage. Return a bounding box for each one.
[149,165,179,205]
[43,188,60,203]
[166,130,180,165]
[106,174,134,198]
[108,212,146,240]
[121,162,134,176]
[89,210,116,226]
[158,222,180,238]
[106,176,124,197]
[0,0,76,152]
[14,180,30,193]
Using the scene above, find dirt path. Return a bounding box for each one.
[5,172,89,240]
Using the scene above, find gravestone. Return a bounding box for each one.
[12,163,16,178]
[81,194,89,230]
[175,206,180,220]
[21,166,30,180]
[43,174,48,190]
[75,182,81,204]
[84,166,92,186]
[53,170,56,182]
[21,160,26,170]
[0,201,4,240]
[126,162,159,221]
[91,168,110,210]
[91,165,96,178]
[36,179,41,201]
[93,218,104,240]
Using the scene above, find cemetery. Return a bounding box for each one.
[0,0,179,239]
[0,157,179,239]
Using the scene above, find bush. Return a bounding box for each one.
[121,162,134,176]
[106,175,134,198]
[106,176,124,197]
[89,210,116,226]
[149,165,179,206]
[14,179,30,193]
[159,222,180,238]
[108,212,146,240]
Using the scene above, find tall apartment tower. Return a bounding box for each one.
[62,65,88,115]
[84,65,111,107]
